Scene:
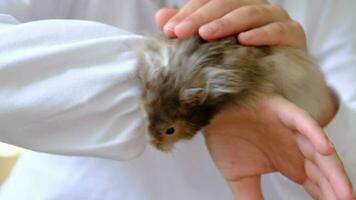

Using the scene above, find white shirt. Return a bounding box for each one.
[0,0,355,199]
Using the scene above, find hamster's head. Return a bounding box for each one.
[136,35,237,151]
[140,85,218,152]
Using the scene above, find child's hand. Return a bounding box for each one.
[204,95,355,200]
[155,0,306,49]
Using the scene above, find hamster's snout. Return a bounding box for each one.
[150,139,174,152]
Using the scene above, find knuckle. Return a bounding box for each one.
[186,12,206,25]
[213,0,227,3]
[169,12,185,23]
[290,21,304,31]
[189,0,203,4]
[223,1,235,9]
[270,5,289,17]
[267,23,286,45]
[213,18,228,30]
[212,0,236,11]
[290,21,307,43]
[272,5,283,12]
[273,22,287,36]
[258,28,270,39]
[240,5,263,18]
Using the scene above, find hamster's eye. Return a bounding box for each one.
[165,127,175,135]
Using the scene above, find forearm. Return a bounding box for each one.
[0,16,146,160]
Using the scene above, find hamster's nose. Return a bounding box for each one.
[150,139,174,152]
[150,139,160,147]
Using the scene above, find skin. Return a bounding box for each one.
[155,0,306,49]
[205,96,351,200]
[155,0,356,199]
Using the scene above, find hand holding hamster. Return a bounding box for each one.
[146,2,355,199]
[135,35,354,199]
[204,95,353,200]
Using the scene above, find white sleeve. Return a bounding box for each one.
[306,1,356,185]
[0,15,146,160]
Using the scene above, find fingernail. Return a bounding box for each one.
[201,22,219,35]
[164,22,176,36]
[175,21,194,37]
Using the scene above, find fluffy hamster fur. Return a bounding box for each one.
[136,36,328,151]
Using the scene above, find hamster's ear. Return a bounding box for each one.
[180,88,208,107]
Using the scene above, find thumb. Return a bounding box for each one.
[228,176,264,200]
[155,8,178,30]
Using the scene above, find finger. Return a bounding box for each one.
[155,8,178,29]
[228,176,264,200]
[296,134,316,160]
[319,177,338,200]
[163,0,210,37]
[238,21,307,49]
[305,159,325,186]
[268,96,333,154]
[199,4,290,40]
[175,0,240,39]
[299,135,355,199]
[305,160,337,200]
[315,153,355,199]
[303,179,320,200]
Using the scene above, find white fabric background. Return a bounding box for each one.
[0,0,355,200]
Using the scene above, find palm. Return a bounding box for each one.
[204,97,305,199]
[204,96,353,200]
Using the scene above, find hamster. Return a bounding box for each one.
[135,35,328,152]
